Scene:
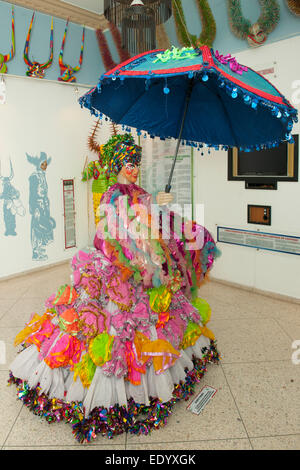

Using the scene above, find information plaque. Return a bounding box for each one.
[217,226,300,255]
[63,179,76,249]
[140,137,193,207]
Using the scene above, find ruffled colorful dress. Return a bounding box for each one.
[9,183,220,443]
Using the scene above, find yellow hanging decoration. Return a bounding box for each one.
[14,311,54,346]
[73,353,96,388]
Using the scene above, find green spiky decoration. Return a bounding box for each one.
[227,0,280,40]
[82,121,133,226]
[172,0,216,48]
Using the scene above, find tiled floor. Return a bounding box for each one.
[0,263,299,450]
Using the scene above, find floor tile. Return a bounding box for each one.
[0,327,22,371]
[126,438,252,450]
[22,279,71,300]
[127,364,247,445]
[0,280,29,300]
[0,371,23,447]
[275,315,300,343]
[13,264,72,300]
[200,282,256,305]
[222,362,300,438]
[201,282,300,319]
[1,264,299,450]
[211,318,292,363]
[0,300,18,322]
[250,434,300,450]
[3,444,126,450]
[4,404,126,447]
[207,298,265,322]
[0,298,46,328]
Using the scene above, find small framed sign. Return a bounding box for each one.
[248,204,271,226]
[63,179,76,249]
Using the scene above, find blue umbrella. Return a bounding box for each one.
[79,45,298,192]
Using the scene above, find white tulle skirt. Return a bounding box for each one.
[10,330,210,418]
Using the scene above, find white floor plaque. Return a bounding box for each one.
[187,386,217,415]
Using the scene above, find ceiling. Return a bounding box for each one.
[4,0,109,29]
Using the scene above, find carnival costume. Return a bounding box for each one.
[9,137,220,443]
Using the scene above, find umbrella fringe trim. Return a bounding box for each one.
[79,63,297,153]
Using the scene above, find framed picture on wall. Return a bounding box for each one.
[63,179,76,249]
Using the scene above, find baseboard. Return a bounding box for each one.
[210,276,300,305]
[0,259,72,282]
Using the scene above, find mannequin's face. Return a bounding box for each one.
[40,161,48,171]
[118,163,140,183]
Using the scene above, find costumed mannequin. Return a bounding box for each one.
[9,138,220,443]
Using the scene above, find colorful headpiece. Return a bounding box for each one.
[109,140,142,175]
[26,151,52,169]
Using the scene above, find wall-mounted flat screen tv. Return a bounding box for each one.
[228,135,298,183]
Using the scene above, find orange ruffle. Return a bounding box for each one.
[134,331,180,374]
[53,285,78,306]
[59,307,79,335]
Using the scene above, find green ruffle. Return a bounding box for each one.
[191,297,211,325]
[88,332,114,367]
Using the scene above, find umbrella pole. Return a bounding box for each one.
[165,78,194,193]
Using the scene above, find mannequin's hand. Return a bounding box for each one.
[156,191,174,206]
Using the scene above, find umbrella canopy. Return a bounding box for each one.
[79,45,297,152]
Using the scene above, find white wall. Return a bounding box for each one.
[194,36,300,299]
[0,75,112,279]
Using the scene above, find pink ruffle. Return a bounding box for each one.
[44,334,84,369]
[38,328,60,360]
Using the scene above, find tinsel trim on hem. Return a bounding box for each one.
[8,341,220,444]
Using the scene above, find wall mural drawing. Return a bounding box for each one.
[26,152,56,261]
[0,159,25,236]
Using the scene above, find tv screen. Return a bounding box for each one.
[238,142,288,177]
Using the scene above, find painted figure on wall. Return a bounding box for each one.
[26,152,56,261]
[0,159,25,236]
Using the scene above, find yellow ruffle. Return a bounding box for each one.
[73,353,96,388]
[148,285,172,313]
[180,323,201,349]
[14,311,54,347]
[200,325,215,341]
[93,192,103,226]
[135,331,180,374]
[180,321,215,349]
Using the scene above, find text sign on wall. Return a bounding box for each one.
[63,179,76,249]
[140,137,193,207]
[217,226,300,256]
